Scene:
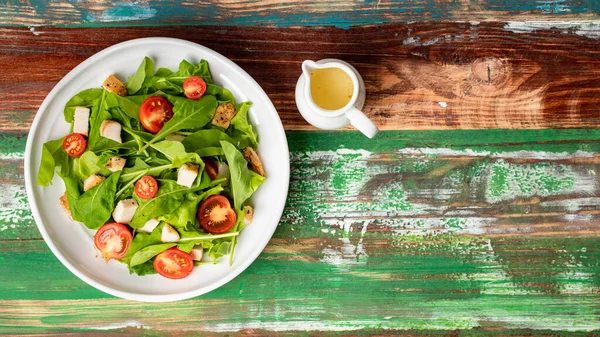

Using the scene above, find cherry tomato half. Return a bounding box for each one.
[197,195,237,234]
[203,157,218,180]
[62,133,87,157]
[154,247,194,279]
[135,175,158,200]
[183,76,207,100]
[94,222,132,261]
[140,96,174,133]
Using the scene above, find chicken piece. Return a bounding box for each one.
[100,120,122,143]
[211,103,237,129]
[112,199,138,224]
[106,156,126,172]
[242,147,265,177]
[161,223,180,243]
[73,106,90,136]
[102,74,127,96]
[138,218,160,233]
[177,163,199,187]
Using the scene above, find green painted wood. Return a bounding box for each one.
[3,0,600,28]
[0,130,599,334]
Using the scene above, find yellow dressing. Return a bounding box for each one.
[310,67,353,110]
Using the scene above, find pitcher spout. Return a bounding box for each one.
[301,60,320,78]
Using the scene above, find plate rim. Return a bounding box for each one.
[24,37,290,302]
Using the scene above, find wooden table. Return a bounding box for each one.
[2,2,600,336]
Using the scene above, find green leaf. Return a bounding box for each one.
[130,243,176,267]
[228,102,258,149]
[140,95,218,152]
[150,140,205,170]
[151,59,213,94]
[128,260,157,275]
[182,129,235,152]
[195,147,224,157]
[206,83,236,103]
[129,180,189,228]
[68,171,121,229]
[159,185,224,227]
[119,158,171,184]
[74,151,110,179]
[121,223,164,265]
[88,90,121,152]
[221,141,265,210]
[37,137,66,186]
[64,88,103,123]
[127,57,154,95]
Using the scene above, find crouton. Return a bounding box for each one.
[242,147,265,176]
[106,156,126,172]
[211,103,237,129]
[243,205,254,226]
[59,192,72,220]
[83,174,105,192]
[102,74,127,96]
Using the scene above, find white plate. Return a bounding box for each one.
[24,38,290,302]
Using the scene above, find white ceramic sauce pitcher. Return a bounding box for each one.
[298,60,379,138]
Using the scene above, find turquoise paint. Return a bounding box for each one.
[8,1,600,28]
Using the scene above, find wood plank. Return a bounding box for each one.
[1,129,599,334]
[2,24,600,132]
[2,1,600,27]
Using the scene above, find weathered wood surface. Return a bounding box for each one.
[1,24,600,132]
[1,130,599,335]
[3,0,600,27]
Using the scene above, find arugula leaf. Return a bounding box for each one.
[220,141,265,210]
[159,185,224,227]
[127,56,154,95]
[88,90,121,152]
[120,158,171,184]
[64,88,103,123]
[182,129,235,152]
[106,92,141,130]
[129,179,189,228]
[140,95,217,152]
[206,83,236,103]
[68,172,121,229]
[121,222,164,265]
[228,102,258,149]
[195,147,224,157]
[130,243,176,267]
[152,60,213,94]
[37,137,66,186]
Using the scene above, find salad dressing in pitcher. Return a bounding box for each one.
[309,67,354,111]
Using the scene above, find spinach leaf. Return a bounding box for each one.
[129,260,157,276]
[130,243,176,267]
[150,140,203,168]
[228,102,258,149]
[206,83,236,103]
[88,90,120,152]
[182,129,235,152]
[221,141,265,209]
[37,137,66,186]
[195,147,224,157]
[75,151,110,179]
[140,95,217,152]
[127,56,154,95]
[69,171,121,229]
[64,88,103,123]
[129,179,189,228]
[159,185,223,227]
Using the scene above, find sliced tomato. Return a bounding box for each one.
[62,133,87,157]
[203,157,218,180]
[94,222,132,261]
[135,175,158,200]
[197,195,237,234]
[183,76,207,100]
[140,96,174,133]
[154,247,194,279]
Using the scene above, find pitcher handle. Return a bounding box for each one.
[345,107,379,138]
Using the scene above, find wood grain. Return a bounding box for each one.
[1,130,599,334]
[2,0,600,27]
[2,24,600,132]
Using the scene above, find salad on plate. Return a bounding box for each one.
[37,57,266,279]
